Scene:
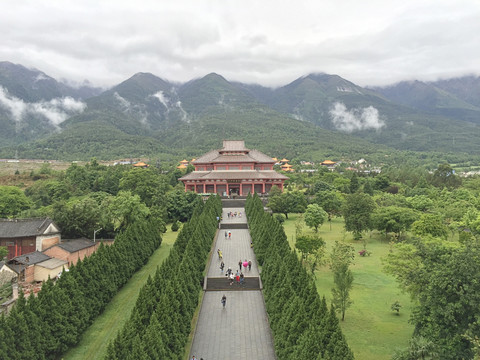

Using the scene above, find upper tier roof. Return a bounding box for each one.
[193,141,275,164]
[220,140,248,152]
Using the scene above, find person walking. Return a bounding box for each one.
[229,272,234,286]
[220,261,225,273]
[228,231,231,239]
[243,259,248,271]
[238,260,242,271]
[225,231,228,239]
[221,294,227,308]
[240,272,244,286]
[248,260,252,271]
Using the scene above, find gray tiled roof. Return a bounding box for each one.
[221,140,248,151]
[193,149,275,164]
[5,263,21,274]
[56,238,96,253]
[180,170,289,181]
[36,258,68,270]
[249,149,278,163]
[0,218,58,238]
[10,251,50,265]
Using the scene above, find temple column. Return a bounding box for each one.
[262,182,265,193]
[203,183,206,193]
[226,183,229,196]
[240,184,243,196]
[214,183,217,194]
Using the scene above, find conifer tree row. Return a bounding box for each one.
[245,193,354,360]
[0,215,164,360]
[104,195,222,360]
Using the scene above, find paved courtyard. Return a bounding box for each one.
[189,207,276,360]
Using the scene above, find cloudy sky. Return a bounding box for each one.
[1,0,479,88]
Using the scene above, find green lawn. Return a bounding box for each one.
[283,214,414,360]
[63,227,179,360]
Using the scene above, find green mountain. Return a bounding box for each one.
[373,80,480,125]
[1,64,480,162]
[0,71,391,160]
[0,61,101,101]
[0,61,102,148]
[431,75,480,109]
[241,73,480,154]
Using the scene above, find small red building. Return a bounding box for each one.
[179,140,288,196]
[0,218,61,260]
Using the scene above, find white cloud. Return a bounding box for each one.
[0,86,86,125]
[113,92,131,110]
[176,101,188,122]
[330,102,385,132]
[0,87,26,121]
[0,1,479,87]
[152,91,169,108]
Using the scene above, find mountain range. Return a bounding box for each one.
[0,61,479,162]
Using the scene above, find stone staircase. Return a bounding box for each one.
[205,277,261,291]
[219,223,248,229]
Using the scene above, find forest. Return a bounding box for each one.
[1,159,480,359]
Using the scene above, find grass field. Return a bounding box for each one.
[62,227,179,360]
[283,214,414,360]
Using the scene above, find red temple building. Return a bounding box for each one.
[179,140,288,196]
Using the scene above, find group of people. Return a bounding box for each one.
[224,231,232,239]
[219,256,252,275]
[226,211,241,219]
[225,267,245,286]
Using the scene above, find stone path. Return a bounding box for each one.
[189,208,276,360]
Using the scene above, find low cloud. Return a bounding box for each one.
[0,86,86,125]
[152,91,169,108]
[113,92,131,110]
[0,87,26,121]
[330,102,385,132]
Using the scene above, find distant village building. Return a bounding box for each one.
[281,163,294,172]
[179,140,288,196]
[321,160,337,171]
[177,159,190,170]
[0,218,61,260]
[133,161,149,168]
[113,160,134,165]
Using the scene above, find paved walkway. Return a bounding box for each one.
[189,208,276,360]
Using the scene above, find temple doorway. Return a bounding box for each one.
[229,185,240,196]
